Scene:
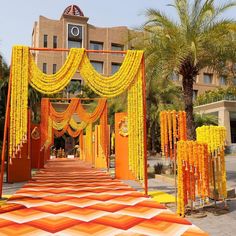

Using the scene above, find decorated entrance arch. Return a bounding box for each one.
[0,46,147,197]
[40,97,109,169]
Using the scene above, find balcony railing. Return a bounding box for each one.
[194,95,236,106]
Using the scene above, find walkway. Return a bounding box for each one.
[0,159,208,235]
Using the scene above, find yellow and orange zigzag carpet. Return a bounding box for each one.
[0,159,208,235]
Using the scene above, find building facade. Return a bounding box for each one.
[32,5,135,94]
[32,4,236,147]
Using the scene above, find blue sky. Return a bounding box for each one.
[0,0,235,64]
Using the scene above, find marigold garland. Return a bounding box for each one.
[79,50,143,97]
[9,46,28,158]
[29,48,85,94]
[160,110,187,159]
[196,125,227,199]
[128,66,144,180]
[177,141,210,216]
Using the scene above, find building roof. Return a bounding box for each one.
[63,5,84,17]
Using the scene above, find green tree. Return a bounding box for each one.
[147,76,183,152]
[0,56,10,141]
[194,113,218,128]
[137,0,236,139]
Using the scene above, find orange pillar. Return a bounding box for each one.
[115,113,135,180]
[30,124,41,169]
[7,110,31,183]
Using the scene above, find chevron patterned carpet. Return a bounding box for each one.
[0,159,208,235]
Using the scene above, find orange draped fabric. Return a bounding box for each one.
[50,98,80,122]
[76,98,107,123]
[67,126,83,138]
[54,126,68,138]
[54,126,83,138]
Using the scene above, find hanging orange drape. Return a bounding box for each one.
[76,98,107,123]
[67,126,83,138]
[50,98,80,122]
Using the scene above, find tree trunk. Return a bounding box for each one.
[182,75,195,140]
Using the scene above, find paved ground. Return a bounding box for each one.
[1,156,235,235]
[0,159,207,235]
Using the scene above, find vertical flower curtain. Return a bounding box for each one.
[9,45,145,181]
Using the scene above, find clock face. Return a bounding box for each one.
[71,26,80,37]
[68,24,82,41]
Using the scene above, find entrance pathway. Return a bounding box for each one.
[0,159,207,235]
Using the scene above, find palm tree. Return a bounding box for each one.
[194,113,218,128]
[147,73,183,152]
[138,0,236,139]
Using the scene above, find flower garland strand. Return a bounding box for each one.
[128,66,144,180]
[160,110,187,159]
[9,46,28,159]
[196,125,227,199]
[177,141,210,216]
[79,50,143,97]
[29,48,85,94]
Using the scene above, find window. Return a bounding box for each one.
[67,24,83,49]
[43,35,48,48]
[91,61,103,73]
[90,41,103,50]
[53,36,57,48]
[170,72,179,81]
[193,90,198,101]
[43,63,47,73]
[68,40,82,49]
[219,76,226,85]
[111,63,121,74]
[111,43,124,51]
[53,64,57,74]
[203,73,213,84]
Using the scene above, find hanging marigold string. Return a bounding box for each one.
[196,125,227,199]
[160,110,187,159]
[79,50,143,97]
[128,66,144,180]
[29,48,85,94]
[177,141,210,217]
[9,46,28,158]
